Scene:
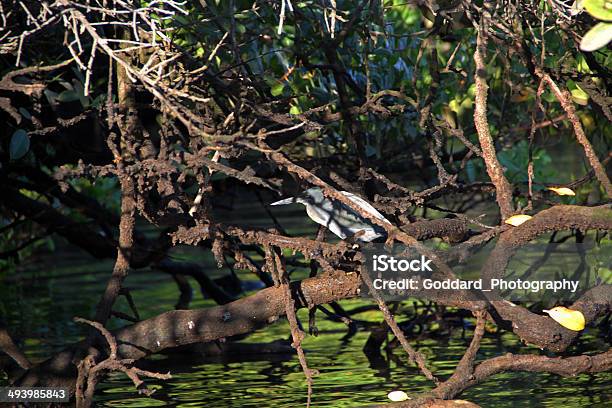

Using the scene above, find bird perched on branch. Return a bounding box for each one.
[271,187,392,242]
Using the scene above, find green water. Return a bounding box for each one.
[1,198,610,407]
[3,248,611,406]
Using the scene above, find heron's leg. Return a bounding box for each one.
[345,229,366,244]
[308,225,327,336]
[315,224,327,243]
[309,225,327,279]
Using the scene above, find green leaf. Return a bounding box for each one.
[575,55,592,73]
[9,129,30,160]
[57,90,80,102]
[44,89,58,105]
[467,83,477,99]
[571,85,589,105]
[584,0,612,21]
[580,22,612,51]
[449,99,461,115]
[461,97,473,111]
[72,80,89,108]
[271,82,285,97]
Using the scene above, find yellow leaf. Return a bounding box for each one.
[504,214,532,226]
[543,307,585,331]
[301,71,315,80]
[442,106,457,129]
[571,86,589,106]
[510,87,533,102]
[547,187,576,196]
[449,99,461,115]
[578,112,596,131]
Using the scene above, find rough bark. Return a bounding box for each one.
[481,205,612,352]
[15,271,361,389]
[473,25,514,220]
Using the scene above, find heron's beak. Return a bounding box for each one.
[270,197,297,206]
[542,310,551,314]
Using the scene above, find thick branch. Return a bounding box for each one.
[0,324,31,370]
[2,188,115,259]
[481,205,612,351]
[429,348,612,402]
[90,174,136,326]
[16,272,360,389]
[473,26,514,220]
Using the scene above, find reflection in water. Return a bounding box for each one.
[91,328,611,407]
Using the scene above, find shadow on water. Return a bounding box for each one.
[1,193,610,407]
